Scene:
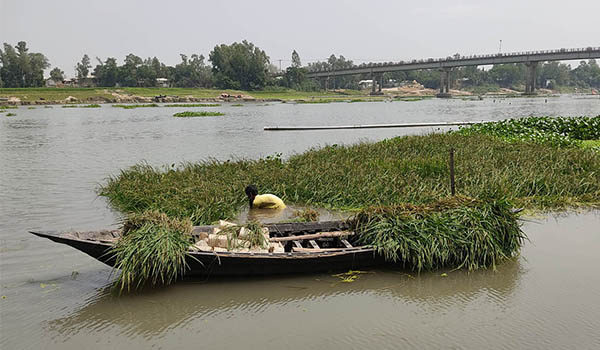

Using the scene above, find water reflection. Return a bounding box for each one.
[48,259,521,339]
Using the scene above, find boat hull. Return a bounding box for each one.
[30,230,384,277]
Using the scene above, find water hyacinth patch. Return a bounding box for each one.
[456,116,600,147]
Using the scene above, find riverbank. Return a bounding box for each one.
[1,86,589,105]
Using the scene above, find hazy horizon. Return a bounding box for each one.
[2,0,599,77]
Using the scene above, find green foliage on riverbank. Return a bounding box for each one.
[99,126,600,225]
[456,116,600,147]
[111,211,194,293]
[352,196,525,271]
[173,111,224,117]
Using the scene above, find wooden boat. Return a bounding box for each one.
[30,221,384,277]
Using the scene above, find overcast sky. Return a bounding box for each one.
[2,0,599,77]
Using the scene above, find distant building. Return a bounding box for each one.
[358,80,374,89]
[45,78,61,87]
[156,78,169,87]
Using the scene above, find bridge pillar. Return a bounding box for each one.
[436,68,452,98]
[370,72,384,95]
[325,76,329,91]
[524,62,538,95]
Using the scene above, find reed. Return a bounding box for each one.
[110,211,194,293]
[351,196,526,271]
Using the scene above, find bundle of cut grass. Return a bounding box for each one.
[351,196,526,271]
[110,211,194,293]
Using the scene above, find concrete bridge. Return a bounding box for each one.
[306,46,600,97]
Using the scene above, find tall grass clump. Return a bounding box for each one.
[351,196,526,271]
[110,211,194,293]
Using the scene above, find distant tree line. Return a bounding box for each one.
[1,41,599,90]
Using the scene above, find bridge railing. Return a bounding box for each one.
[308,46,600,73]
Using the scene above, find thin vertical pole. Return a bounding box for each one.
[449,148,456,196]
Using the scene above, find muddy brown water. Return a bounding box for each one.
[1,95,599,349]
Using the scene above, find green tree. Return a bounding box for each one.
[172,54,213,88]
[49,67,64,81]
[76,54,91,80]
[93,57,119,87]
[291,50,301,68]
[488,64,524,88]
[209,40,270,90]
[0,41,48,87]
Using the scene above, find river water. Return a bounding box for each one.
[1,95,599,349]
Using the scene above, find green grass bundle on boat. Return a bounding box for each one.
[110,211,194,293]
[351,196,526,271]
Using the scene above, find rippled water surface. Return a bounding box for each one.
[1,96,599,349]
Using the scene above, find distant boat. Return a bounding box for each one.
[30,221,383,277]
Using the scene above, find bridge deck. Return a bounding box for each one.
[307,47,600,78]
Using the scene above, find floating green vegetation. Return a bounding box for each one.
[231,104,244,107]
[164,103,221,107]
[395,97,423,102]
[352,196,526,271]
[0,105,17,109]
[99,121,600,225]
[113,103,159,109]
[173,111,224,117]
[62,104,101,108]
[44,105,53,108]
[27,106,36,109]
[293,208,320,222]
[6,112,16,117]
[110,211,195,293]
[456,116,600,147]
[295,99,332,104]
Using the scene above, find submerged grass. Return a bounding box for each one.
[351,196,526,271]
[173,111,224,117]
[110,211,194,293]
[99,128,600,225]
